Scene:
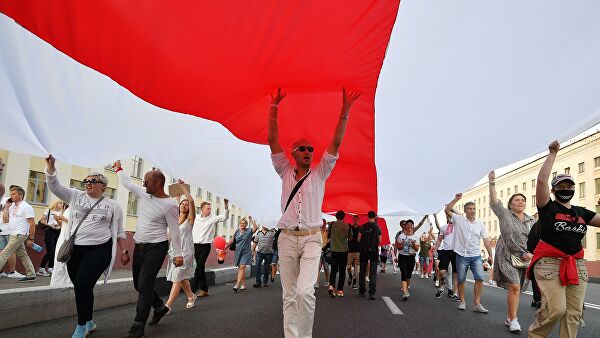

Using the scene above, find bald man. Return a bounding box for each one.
[114,161,183,338]
[268,88,360,338]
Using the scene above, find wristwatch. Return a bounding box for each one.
[121,249,129,254]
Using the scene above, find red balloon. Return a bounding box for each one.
[213,236,226,250]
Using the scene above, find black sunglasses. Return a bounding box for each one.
[83,179,103,185]
[293,146,314,153]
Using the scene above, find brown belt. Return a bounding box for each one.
[280,227,321,236]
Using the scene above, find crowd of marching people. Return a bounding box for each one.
[2,86,600,338]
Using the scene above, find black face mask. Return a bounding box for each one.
[554,189,575,203]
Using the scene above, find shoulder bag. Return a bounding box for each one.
[56,197,104,263]
[37,209,51,230]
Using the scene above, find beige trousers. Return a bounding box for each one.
[528,257,588,338]
[278,232,322,338]
[0,234,36,277]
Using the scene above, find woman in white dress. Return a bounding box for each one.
[165,180,197,310]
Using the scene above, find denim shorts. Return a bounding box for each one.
[0,235,8,250]
[419,256,430,265]
[271,249,279,264]
[456,254,484,283]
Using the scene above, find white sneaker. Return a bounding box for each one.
[420,274,424,279]
[508,318,521,332]
[366,276,370,282]
[458,302,466,310]
[36,268,50,277]
[435,280,440,287]
[7,271,26,279]
[0,272,7,278]
[474,303,489,313]
[47,268,53,274]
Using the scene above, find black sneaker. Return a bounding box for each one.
[253,283,262,288]
[531,300,541,309]
[147,305,170,326]
[352,283,357,290]
[368,293,376,300]
[451,294,461,302]
[124,321,145,338]
[435,290,443,298]
[263,283,269,288]
[271,277,275,283]
[359,291,365,297]
[17,276,36,282]
[447,289,454,298]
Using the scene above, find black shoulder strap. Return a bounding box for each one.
[284,171,311,212]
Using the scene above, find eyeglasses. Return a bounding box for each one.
[293,146,314,153]
[83,179,104,185]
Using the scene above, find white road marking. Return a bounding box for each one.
[465,278,600,311]
[382,296,404,315]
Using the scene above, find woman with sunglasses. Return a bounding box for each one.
[45,155,130,338]
[165,180,197,311]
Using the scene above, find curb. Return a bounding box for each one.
[0,266,249,331]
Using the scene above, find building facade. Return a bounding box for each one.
[0,150,248,241]
[458,130,600,261]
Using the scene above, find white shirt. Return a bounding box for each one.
[272,151,338,230]
[7,200,35,236]
[451,213,488,258]
[192,210,229,244]
[395,232,418,255]
[118,171,182,256]
[438,223,455,251]
[46,169,126,245]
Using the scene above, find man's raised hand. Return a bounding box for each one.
[342,88,361,108]
[45,155,56,174]
[271,88,286,105]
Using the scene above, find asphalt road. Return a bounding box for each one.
[2,269,599,338]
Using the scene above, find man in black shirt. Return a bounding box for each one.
[346,215,361,289]
[357,211,382,299]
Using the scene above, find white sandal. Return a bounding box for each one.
[186,294,197,309]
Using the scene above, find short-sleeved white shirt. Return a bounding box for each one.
[451,213,488,258]
[8,201,35,235]
[438,223,455,251]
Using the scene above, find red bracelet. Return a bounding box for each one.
[115,167,123,173]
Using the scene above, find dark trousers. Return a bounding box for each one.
[531,274,541,303]
[359,251,378,295]
[192,243,211,293]
[132,241,168,323]
[329,251,348,290]
[397,254,416,282]
[40,228,60,269]
[66,240,112,325]
[255,252,273,285]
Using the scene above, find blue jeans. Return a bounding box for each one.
[456,254,484,283]
[255,252,273,285]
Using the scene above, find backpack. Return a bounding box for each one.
[360,222,379,252]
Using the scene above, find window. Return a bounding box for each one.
[207,191,212,200]
[596,178,600,195]
[482,208,486,218]
[579,182,585,198]
[595,156,600,168]
[532,195,536,207]
[478,198,481,205]
[170,177,177,184]
[103,187,116,200]
[70,179,85,191]
[131,156,144,179]
[27,171,48,204]
[507,188,511,195]
[564,167,570,175]
[531,179,536,188]
[483,196,486,204]
[552,172,557,179]
[597,233,600,249]
[523,182,527,191]
[488,224,491,232]
[477,209,480,218]
[578,162,585,173]
[500,190,503,198]
[196,187,202,197]
[488,208,491,216]
[196,206,201,215]
[514,185,518,193]
[216,196,221,205]
[127,192,139,216]
[494,222,497,232]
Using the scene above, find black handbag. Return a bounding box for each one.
[37,209,51,230]
[229,229,239,251]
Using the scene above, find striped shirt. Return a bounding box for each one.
[254,229,276,254]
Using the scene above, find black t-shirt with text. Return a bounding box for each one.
[359,222,381,252]
[348,225,361,253]
[538,199,596,255]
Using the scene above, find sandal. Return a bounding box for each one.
[186,294,197,309]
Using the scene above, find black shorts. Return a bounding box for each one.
[380,255,388,264]
[438,250,456,271]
